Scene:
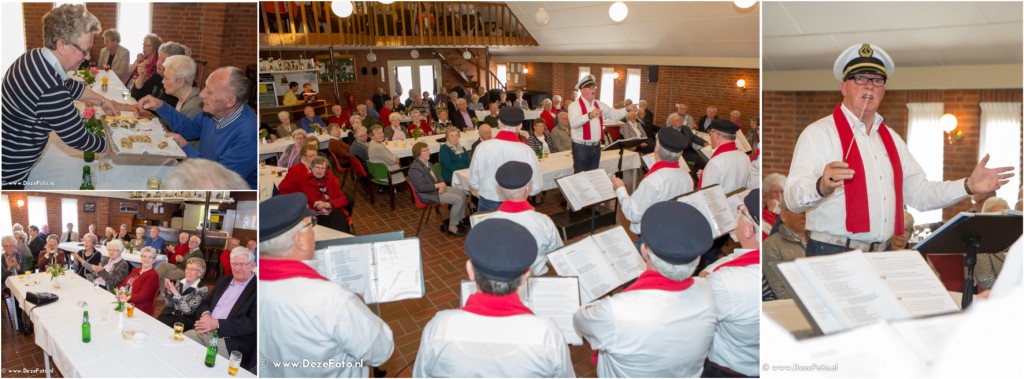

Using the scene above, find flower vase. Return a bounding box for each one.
[53,276,60,289]
[84,151,95,163]
[117,311,124,331]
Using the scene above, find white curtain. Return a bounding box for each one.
[0,195,12,239]
[0,3,27,77]
[599,67,615,106]
[979,102,1022,206]
[61,198,79,233]
[117,2,152,63]
[906,103,944,224]
[578,67,590,82]
[27,196,47,231]
[624,68,641,104]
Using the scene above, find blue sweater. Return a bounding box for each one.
[300,115,325,133]
[155,102,258,188]
[144,236,166,252]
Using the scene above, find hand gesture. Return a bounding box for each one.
[165,133,186,148]
[818,161,855,196]
[967,154,1014,194]
[137,95,164,111]
[611,177,625,190]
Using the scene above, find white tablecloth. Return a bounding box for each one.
[258,166,288,201]
[452,149,641,194]
[381,130,478,158]
[4,272,253,378]
[259,134,332,161]
[58,242,169,268]
[26,73,178,190]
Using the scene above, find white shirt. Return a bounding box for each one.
[706,252,760,376]
[615,163,693,235]
[468,135,543,201]
[785,103,968,243]
[573,279,717,377]
[990,236,1023,299]
[567,97,628,143]
[489,209,564,276]
[260,277,394,377]
[701,144,750,193]
[747,151,761,190]
[413,309,575,378]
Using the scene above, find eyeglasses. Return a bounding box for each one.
[65,41,90,57]
[301,217,317,231]
[847,74,886,87]
[736,204,757,227]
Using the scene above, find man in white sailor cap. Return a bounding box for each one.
[566,74,635,173]
[785,43,1013,256]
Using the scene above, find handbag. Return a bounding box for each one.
[25,292,58,306]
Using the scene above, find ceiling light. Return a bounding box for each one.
[463,49,472,60]
[379,0,395,4]
[734,0,757,9]
[609,2,628,23]
[331,1,353,18]
[535,7,550,26]
[367,49,377,62]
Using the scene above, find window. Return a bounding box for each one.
[496,63,507,88]
[27,196,47,231]
[0,3,26,77]
[61,198,78,234]
[905,103,944,224]
[117,3,153,61]
[599,67,615,105]
[396,66,413,103]
[418,65,435,99]
[624,68,641,104]
[979,103,1022,205]
[0,195,12,239]
[578,67,590,82]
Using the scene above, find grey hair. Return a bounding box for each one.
[46,234,60,243]
[217,66,252,105]
[120,224,128,229]
[162,55,197,85]
[357,104,366,112]
[716,131,737,141]
[101,28,121,43]
[13,231,27,243]
[230,246,254,263]
[145,34,165,53]
[139,246,157,259]
[349,115,362,125]
[105,226,115,236]
[106,239,125,253]
[369,124,384,137]
[542,98,552,106]
[552,95,562,102]
[1,236,15,246]
[499,185,530,200]
[982,197,1010,213]
[354,125,368,138]
[162,159,249,190]
[186,257,207,275]
[291,129,307,139]
[764,173,787,191]
[389,113,403,123]
[136,226,145,234]
[42,4,101,50]
[259,220,305,257]
[189,236,201,245]
[278,111,290,121]
[83,233,98,243]
[655,140,682,163]
[646,246,699,281]
[472,267,523,296]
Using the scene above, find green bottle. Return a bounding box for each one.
[204,330,218,367]
[81,311,91,343]
[79,166,94,190]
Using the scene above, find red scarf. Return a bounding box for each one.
[258,258,329,281]
[713,250,760,272]
[578,97,604,141]
[750,148,759,162]
[832,104,903,235]
[462,292,534,317]
[697,142,738,188]
[645,161,680,179]
[495,130,519,143]
[497,201,533,213]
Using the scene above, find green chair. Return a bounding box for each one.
[433,162,443,182]
[367,161,406,210]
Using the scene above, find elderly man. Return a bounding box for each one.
[573,201,717,377]
[786,43,1013,256]
[259,193,394,377]
[355,103,378,127]
[2,235,29,333]
[327,123,352,167]
[549,112,573,153]
[379,99,394,127]
[613,128,694,241]
[666,112,709,170]
[143,227,166,252]
[697,106,719,133]
[61,223,79,243]
[299,105,325,133]
[97,28,130,83]
[184,246,257,372]
[414,219,574,377]
[326,104,346,127]
[468,108,543,212]
[763,173,787,234]
[451,98,478,131]
[159,235,203,284]
[568,74,634,173]
[246,239,257,258]
[470,123,492,158]
[488,162,563,276]
[138,66,258,189]
[512,89,529,109]
[221,238,240,277]
[699,119,750,193]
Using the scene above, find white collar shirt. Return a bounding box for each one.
[566,97,628,143]
[490,209,564,276]
[615,164,693,235]
[705,251,761,376]
[468,138,543,201]
[784,103,968,243]
[701,145,751,193]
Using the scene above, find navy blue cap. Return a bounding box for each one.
[744,189,760,225]
[657,127,688,154]
[259,193,315,241]
[496,161,532,190]
[641,201,712,264]
[709,119,740,135]
[498,107,525,126]
[465,219,536,281]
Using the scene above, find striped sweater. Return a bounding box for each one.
[2,49,106,185]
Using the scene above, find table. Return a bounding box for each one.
[58,242,169,268]
[26,73,178,190]
[258,166,288,201]
[381,130,478,158]
[314,225,354,241]
[259,134,332,161]
[451,149,641,194]
[4,272,253,378]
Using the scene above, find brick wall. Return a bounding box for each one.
[763,89,1022,219]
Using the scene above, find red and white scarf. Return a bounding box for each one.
[578,97,604,141]
[713,250,760,272]
[645,161,680,179]
[497,201,533,213]
[832,104,903,235]
[697,142,738,188]
[463,292,534,317]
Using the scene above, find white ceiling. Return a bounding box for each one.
[498,1,760,58]
[763,1,1023,71]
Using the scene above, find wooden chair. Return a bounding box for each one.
[367,162,406,210]
[407,181,443,236]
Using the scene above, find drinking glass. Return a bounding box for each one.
[173,322,184,341]
[127,303,135,318]
[228,351,242,376]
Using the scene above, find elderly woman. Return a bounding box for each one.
[278,129,308,168]
[73,233,103,278]
[131,227,147,251]
[118,246,159,317]
[128,33,161,83]
[408,110,433,136]
[276,111,299,138]
[97,28,130,84]
[279,156,351,233]
[130,40,190,106]
[729,110,745,129]
[92,239,131,292]
[469,94,484,111]
[539,98,557,132]
[13,232,32,260]
[1,4,120,190]
[36,235,66,271]
[409,142,467,237]
[439,127,470,185]
[434,108,453,132]
[161,55,202,118]
[385,113,408,141]
[101,226,118,246]
[157,257,209,330]
[527,119,557,155]
[368,125,406,184]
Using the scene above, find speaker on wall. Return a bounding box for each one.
[648,66,659,82]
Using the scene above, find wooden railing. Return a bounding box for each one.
[260,1,538,48]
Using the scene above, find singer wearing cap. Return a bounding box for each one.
[567,74,635,173]
[785,43,1013,256]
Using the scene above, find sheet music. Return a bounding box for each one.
[528,277,584,345]
[734,129,752,153]
[459,280,528,308]
[371,239,424,304]
[548,238,618,303]
[469,211,499,228]
[889,313,965,368]
[591,227,645,282]
[864,252,960,316]
[677,186,737,238]
[794,251,911,333]
[556,170,615,211]
[643,153,690,173]
[777,262,845,335]
[320,244,374,299]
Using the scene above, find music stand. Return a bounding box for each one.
[914,212,1022,309]
[602,137,646,179]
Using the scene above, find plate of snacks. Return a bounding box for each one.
[105,114,186,158]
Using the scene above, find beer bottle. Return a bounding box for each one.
[82,311,91,343]
[80,166,95,190]
[204,330,218,367]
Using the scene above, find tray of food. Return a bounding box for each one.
[104,114,187,159]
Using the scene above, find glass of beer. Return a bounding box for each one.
[173,322,184,341]
[127,303,135,318]
[228,351,242,376]
[102,76,108,86]
[121,90,130,102]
